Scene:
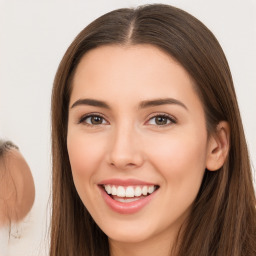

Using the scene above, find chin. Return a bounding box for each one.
[107,230,152,244]
[99,218,157,244]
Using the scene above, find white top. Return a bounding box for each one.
[0,226,9,256]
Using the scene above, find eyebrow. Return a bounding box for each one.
[70,98,188,111]
[71,99,110,109]
[139,98,188,110]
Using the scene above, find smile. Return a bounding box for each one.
[103,184,158,200]
[99,180,159,214]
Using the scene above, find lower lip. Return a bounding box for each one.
[99,186,158,214]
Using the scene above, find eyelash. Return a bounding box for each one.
[146,113,177,127]
[78,113,177,127]
[78,113,108,126]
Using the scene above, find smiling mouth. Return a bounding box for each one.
[102,184,159,202]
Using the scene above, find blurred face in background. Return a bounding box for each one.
[0,148,35,227]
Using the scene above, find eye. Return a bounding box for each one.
[79,114,108,126]
[147,114,176,126]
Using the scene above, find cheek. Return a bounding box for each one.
[146,131,208,221]
[67,132,109,213]
[146,130,208,185]
[67,132,105,184]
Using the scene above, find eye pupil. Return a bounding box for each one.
[155,116,168,125]
[91,116,103,124]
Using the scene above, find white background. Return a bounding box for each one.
[0,0,255,255]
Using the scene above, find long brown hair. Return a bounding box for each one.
[50,4,256,256]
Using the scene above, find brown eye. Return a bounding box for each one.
[147,114,176,126]
[90,116,103,124]
[155,116,169,125]
[80,115,107,125]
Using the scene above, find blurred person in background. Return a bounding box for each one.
[0,140,35,255]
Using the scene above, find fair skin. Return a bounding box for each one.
[67,45,229,256]
[0,149,35,227]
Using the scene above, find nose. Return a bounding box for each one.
[107,124,144,170]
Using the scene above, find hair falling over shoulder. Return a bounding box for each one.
[50,4,256,256]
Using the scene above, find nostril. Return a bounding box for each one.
[108,152,144,170]
[109,158,139,169]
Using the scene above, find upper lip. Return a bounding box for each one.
[98,178,158,186]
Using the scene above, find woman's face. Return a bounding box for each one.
[67,45,212,246]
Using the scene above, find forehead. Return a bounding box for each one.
[72,44,191,87]
[70,44,201,111]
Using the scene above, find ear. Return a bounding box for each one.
[206,121,230,171]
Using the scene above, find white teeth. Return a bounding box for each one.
[117,186,126,197]
[105,185,111,194]
[111,186,117,195]
[114,197,141,203]
[134,186,142,196]
[126,186,135,197]
[148,186,154,194]
[142,186,148,195]
[103,184,157,198]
